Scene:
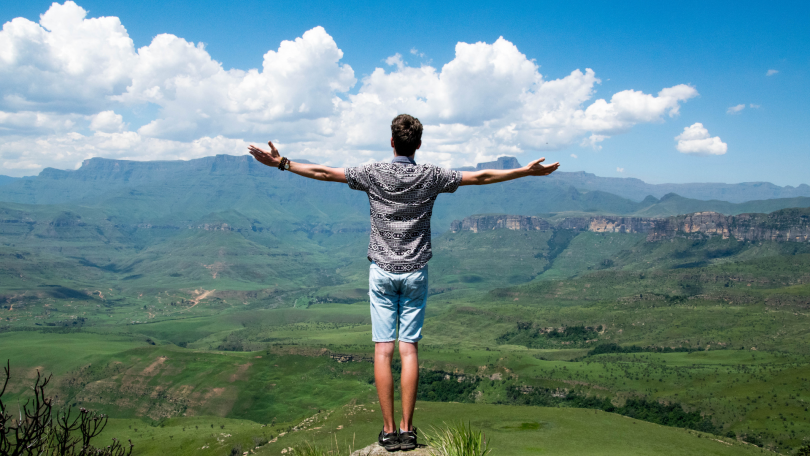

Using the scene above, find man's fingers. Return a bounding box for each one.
[267,141,279,154]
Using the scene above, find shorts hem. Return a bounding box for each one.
[372,338,396,343]
[398,337,422,344]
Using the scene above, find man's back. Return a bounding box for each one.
[247,112,559,448]
[345,159,461,273]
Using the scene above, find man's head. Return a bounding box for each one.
[391,114,422,156]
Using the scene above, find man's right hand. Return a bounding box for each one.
[524,158,560,176]
[248,141,281,168]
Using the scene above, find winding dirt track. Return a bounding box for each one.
[186,289,216,311]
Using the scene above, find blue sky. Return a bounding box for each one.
[1,0,807,185]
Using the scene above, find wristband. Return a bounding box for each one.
[278,157,289,171]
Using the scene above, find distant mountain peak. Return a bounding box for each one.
[476,156,522,170]
[454,156,522,171]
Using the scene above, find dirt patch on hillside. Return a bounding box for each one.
[186,289,216,310]
[228,363,252,383]
[203,262,227,279]
[205,387,226,400]
[192,386,236,416]
[141,356,168,376]
[26,366,45,379]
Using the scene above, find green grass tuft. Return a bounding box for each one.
[425,421,492,456]
[291,434,356,456]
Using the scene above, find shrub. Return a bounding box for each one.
[425,421,491,456]
[0,360,133,455]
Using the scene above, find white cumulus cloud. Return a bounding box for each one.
[766,69,779,76]
[0,110,80,135]
[0,1,702,175]
[675,123,727,156]
[385,53,405,69]
[89,110,125,132]
[0,1,136,112]
[581,134,610,150]
[726,104,745,114]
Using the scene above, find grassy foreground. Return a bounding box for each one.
[98,402,768,456]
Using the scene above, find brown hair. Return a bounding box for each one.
[391,114,423,156]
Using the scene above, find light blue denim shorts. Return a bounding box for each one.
[369,263,428,343]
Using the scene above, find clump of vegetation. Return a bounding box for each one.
[418,370,480,403]
[425,421,491,456]
[497,323,601,348]
[587,343,699,356]
[291,435,354,456]
[291,442,325,456]
[0,360,132,456]
[502,384,721,434]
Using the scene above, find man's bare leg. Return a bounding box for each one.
[399,341,418,431]
[375,341,396,433]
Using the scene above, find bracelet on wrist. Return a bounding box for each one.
[278,157,290,171]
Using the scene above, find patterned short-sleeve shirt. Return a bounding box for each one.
[345,156,462,273]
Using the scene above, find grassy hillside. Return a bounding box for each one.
[3,157,810,454]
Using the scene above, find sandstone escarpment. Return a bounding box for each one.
[450,208,810,243]
[450,214,656,235]
[449,214,550,233]
[646,209,810,242]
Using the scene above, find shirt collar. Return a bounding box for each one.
[391,155,416,165]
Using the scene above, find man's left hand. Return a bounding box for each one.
[248,141,281,168]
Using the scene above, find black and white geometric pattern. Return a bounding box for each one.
[346,159,462,273]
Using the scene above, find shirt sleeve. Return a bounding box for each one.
[345,165,371,192]
[436,166,463,194]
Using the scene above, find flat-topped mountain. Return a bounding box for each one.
[454,155,522,171]
[451,207,810,243]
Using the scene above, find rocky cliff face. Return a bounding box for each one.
[450,214,550,233]
[556,216,657,234]
[450,214,655,234]
[451,208,810,242]
[646,209,810,242]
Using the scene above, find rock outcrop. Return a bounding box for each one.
[351,443,433,456]
[450,208,810,243]
[450,214,654,235]
[450,215,549,233]
[646,209,810,242]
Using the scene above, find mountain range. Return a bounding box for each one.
[1,155,809,236]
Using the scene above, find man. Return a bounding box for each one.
[248,114,559,451]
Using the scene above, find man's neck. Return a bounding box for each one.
[392,155,416,164]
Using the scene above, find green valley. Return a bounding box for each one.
[1,155,809,455]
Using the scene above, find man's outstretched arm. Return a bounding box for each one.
[248,141,347,183]
[460,158,560,186]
